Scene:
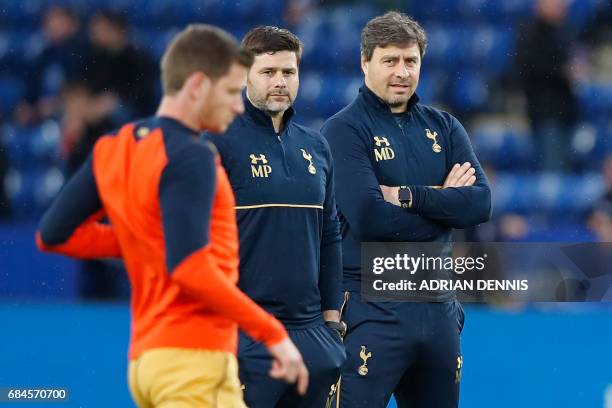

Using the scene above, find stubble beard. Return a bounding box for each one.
[385,94,409,109]
[254,93,293,116]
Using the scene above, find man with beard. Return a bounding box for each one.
[321,12,491,408]
[206,26,346,407]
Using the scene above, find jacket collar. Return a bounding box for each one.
[156,116,199,136]
[243,91,296,131]
[359,84,420,115]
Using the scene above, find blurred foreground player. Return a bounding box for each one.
[207,26,345,407]
[36,24,308,407]
[321,12,491,408]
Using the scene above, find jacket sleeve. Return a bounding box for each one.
[408,116,492,228]
[321,117,447,242]
[36,155,121,259]
[161,143,287,347]
[318,139,342,312]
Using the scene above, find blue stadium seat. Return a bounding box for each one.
[578,81,612,119]
[422,24,453,68]
[451,72,490,111]
[566,0,601,28]
[5,166,65,218]
[471,126,534,170]
[0,30,37,75]
[2,122,61,170]
[126,0,283,25]
[134,23,248,59]
[0,31,14,70]
[128,0,182,24]
[229,0,284,23]
[410,0,533,24]
[133,27,180,59]
[520,220,595,242]
[0,0,44,26]
[571,121,612,169]
[493,172,604,214]
[0,75,24,116]
[297,19,328,72]
[408,0,463,23]
[297,4,374,73]
[297,74,361,118]
[475,0,533,23]
[424,24,514,77]
[417,70,448,104]
[469,26,515,75]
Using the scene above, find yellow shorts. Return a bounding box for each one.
[128,348,246,408]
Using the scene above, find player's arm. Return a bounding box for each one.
[318,141,342,321]
[36,156,121,259]
[160,144,288,348]
[321,118,447,241]
[403,117,492,228]
[201,135,309,391]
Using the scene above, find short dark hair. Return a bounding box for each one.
[241,26,303,65]
[91,10,128,31]
[361,11,427,61]
[161,24,254,95]
[45,5,78,21]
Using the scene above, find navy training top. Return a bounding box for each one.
[321,85,492,299]
[206,96,342,328]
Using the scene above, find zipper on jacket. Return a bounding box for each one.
[275,128,291,175]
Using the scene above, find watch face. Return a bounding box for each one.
[399,188,411,202]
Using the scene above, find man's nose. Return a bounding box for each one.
[272,72,287,88]
[394,63,409,78]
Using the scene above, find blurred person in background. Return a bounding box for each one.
[60,81,116,176]
[573,1,612,85]
[600,154,612,203]
[587,154,612,241]
[59,80,126,299]
[588,201,612,242]
[0,139,10,219]
[579,0,612,49]
[515,0,578,172]
[15,5,86,125]
[81,10,156,120]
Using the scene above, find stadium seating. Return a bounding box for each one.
[0,0,609,242]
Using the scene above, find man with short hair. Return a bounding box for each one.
[82,10,157,117]
[37,24,308,408]
[321,12,491,408]
[18,5,84,124]
[207,25,345,408]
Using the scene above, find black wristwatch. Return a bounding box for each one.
[325,321,347,338]
[398,186,412,209]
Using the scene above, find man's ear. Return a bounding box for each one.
[361,55,369,77]
[184,72,211,100]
